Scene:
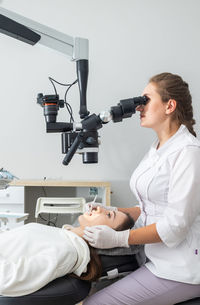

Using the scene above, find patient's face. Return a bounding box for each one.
[78,207,127,229]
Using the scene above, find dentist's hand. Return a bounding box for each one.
[84,202,118,214]
[83,225,130,249]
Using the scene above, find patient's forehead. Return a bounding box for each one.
[95,209,127,227]
[113,211,127,227]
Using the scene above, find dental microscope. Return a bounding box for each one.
[0,7,148,166]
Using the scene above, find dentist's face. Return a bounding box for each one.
[78,206,127,229]
[137,82,168,129]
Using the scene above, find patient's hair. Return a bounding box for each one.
[115,212,135,231]
[77,212,134,281]
[78,244,102,281]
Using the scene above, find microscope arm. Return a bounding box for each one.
[0,7,88,60]
[0,7,89,118]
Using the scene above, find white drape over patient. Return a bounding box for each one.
[0,223,90,296]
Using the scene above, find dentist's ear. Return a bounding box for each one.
[165,99,177,114]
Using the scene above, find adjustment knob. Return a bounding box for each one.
[86,137,96,145]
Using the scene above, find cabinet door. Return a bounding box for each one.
[0,186,24,229]
[0,186,24,204]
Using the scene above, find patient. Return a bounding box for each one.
[0,208,134,297]
[70,206,134,238]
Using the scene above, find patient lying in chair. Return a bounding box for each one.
[0,207,134,297]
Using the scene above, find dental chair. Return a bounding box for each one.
[0,252,139,305]
[0,197,199,305]
[0,252,199,305]
[0,276,91,305]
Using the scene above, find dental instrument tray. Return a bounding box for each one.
[35,197,86,218]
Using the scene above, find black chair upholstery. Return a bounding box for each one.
[100,254,139,276]
[0,253,198,305]
[0,275,91,305]
[175,298,200,305]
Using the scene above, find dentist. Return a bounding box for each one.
[83,72,200,305]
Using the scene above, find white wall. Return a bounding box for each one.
[1,0,200,206]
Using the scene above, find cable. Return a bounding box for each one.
[65,102,74,123]
[42,186,47,197]
[48,77,78,123]
[39,214,48,222]
[49,77,75,87]
[64,79,78,123]
[38,211,58,226]
[49,77,58,95]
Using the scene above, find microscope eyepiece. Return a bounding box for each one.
[111,95,147,123]
[142,95,149,104]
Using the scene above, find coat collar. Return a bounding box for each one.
[130,124,200,205]
[148,124,200,160]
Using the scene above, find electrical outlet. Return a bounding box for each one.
[89,187,98,196]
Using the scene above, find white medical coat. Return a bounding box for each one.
[130,125,200,284]
[0,223,90,296]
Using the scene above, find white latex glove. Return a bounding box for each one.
[84,202,118,213]
[83,225,130,249]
